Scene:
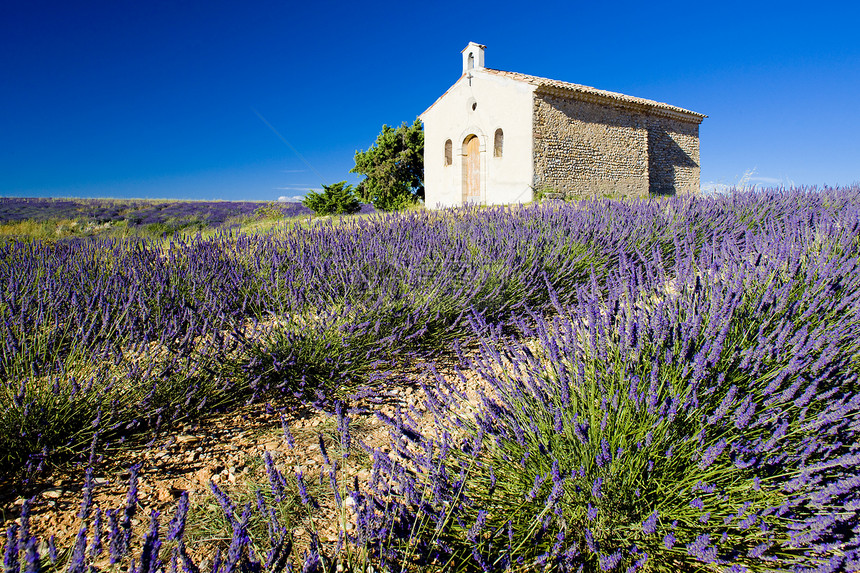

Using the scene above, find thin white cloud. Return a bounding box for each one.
[277,195,306,203]
[748,176,782,184]
[280,169,306,173]
[701,181,732,195]
[750,176,796,188]
[703,169,796,195]
[273,185,314,191]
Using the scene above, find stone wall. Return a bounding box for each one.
[645,115,700,195]
[532,91,700,198]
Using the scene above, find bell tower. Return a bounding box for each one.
[461,42,486,74]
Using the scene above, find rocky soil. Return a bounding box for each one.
[0,359,488,565]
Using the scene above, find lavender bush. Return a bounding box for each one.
[1,204,607,474]
[362,194,860,571]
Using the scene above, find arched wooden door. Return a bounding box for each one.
[463,135,480,204]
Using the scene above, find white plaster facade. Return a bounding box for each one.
[419,42,706,208]
[420,43,536,209]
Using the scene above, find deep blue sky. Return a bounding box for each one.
[3,0,859,201]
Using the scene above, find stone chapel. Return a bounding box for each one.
[419,42,706,208]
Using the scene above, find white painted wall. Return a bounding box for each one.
[420,69,535,209]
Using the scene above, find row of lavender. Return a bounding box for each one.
[0,197,314,231]
[3,186,859,571]
[1,189,858,474]
[2,198,606,473]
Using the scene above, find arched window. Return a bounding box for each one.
[494,128,503,158]
[468,52,475,70]
[444,139,452,166]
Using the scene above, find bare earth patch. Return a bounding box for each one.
[1,356,488,564]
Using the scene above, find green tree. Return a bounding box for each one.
[350,119,424,211]
[301,181,361,216]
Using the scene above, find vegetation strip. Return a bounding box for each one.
[2,186,859,571]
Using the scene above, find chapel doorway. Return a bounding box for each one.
[462,135,481,204]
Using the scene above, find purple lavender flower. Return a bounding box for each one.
[551,459,561,484]
[109,463,140,561]
[663,533,676,549]
[747,542,772,558]
[67,524,88,573]
[4,525,19,573]
[210,480,237,525]
[295,471,317,508]
[699,438,727,469]
[139,511,162,573]
[574,418,590,444]
[585,528,599,553]
[90,507,103,558]
[318,434,330,466]
[48,536,57,565]
[686,534,717,563]
[596,438,612,467]
[591,477,603,499]
[224,504,253,573]
[708,385,737,425]
[22,535,39,573]
[467,510,487,543]
[168,491,190,542]
[335,400,351,456]
[79,467,95,521]
[599,550,623,571]
[528,472,547,501]
[108,509,122,564]
[641,511,658,535]
[263,451,286,502]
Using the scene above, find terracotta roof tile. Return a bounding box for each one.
[482,68,706,121]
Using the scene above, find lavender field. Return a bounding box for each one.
[0,198,317,238]
[2,187,860,572]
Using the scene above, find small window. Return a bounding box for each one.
[468,52,474,70]
[444,139,452,166]
[494,128,503,157]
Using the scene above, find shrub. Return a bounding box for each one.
[301,181,361,216]
[361,207,860,571]
[351,119,424,211]
[253,202,288,220]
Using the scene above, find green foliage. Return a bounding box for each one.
[253,202,287,220]
[301,181,361,216]
[532,186,565,203]
[350,119,424,211]
[145,217,207,236]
